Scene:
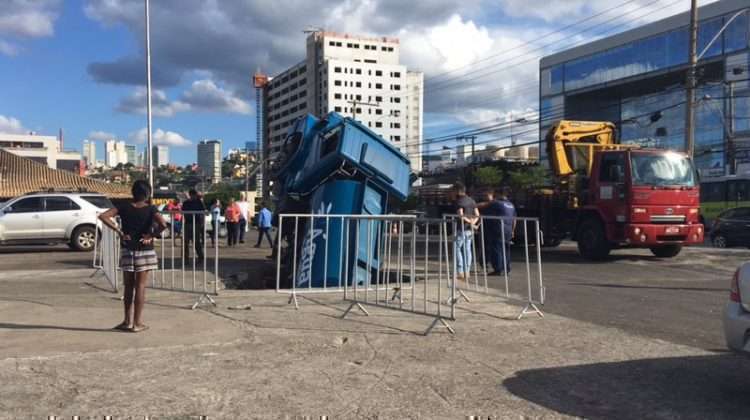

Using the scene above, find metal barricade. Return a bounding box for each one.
[97,210,220,309]
[99,221,120,292]
[445,214,545,320]
[155,210,220,309]
[276,214,455,335]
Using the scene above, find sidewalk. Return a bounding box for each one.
[0,268,747,419]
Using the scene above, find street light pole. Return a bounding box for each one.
[684,0,698,158]
[145,0,154,190]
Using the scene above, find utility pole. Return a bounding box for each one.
[684,0,698,157]
[144,0,154,190]
[347,100,379,120]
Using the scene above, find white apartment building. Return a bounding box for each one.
[150,145,169,167]
[82,140,96,166]
[264,31,424,175]
[197,139,222,184]
[105,140,128,168]
[0,133,81,171]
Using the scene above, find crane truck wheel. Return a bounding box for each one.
[649,244,682,258]
[577,219,611,260]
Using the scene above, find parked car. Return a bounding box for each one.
[724,263,750,355]
[0,192,113,251]
[710,207,750,248]
[157,203,227,238]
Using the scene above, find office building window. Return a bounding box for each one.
[375,122,383,128]
[355,68,362,75]
[394,136,401,141]
[375,109,383,115]
[355,81,362,88]
[329,41,335,46]
[375,70,383,76]
[334,80,341,86]
[364,59,377,64]
[375,96,382,102]
[375,83,383,89]
[356,94,362,100]
[334,67,341,73]
[334,93,342,99]
[335,106,342,112]
[392,72,401,78]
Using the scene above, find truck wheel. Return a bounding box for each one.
[711,235,728,248]
[577,219,610,260]
[71,225,96,252]
[542,237,562,248]
[650,244,682,258]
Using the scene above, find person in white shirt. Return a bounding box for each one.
[236,197,251,244]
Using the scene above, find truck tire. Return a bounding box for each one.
[650,244,682,258]
[542,237,562,248]
[71,225,97,252]
[577,219,610,260]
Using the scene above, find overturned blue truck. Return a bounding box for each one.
[271,112,412,289]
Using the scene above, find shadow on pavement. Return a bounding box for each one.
[0,322,117,333]
[504,354,750,419]
[568,282,727,293]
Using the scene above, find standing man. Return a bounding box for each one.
[225,198,241,247]
[481,188,516,275]
[453,182,479,282]
[182,189,207,261]
[237,194,251,244]
[255,202,273,248]
[209,198,221,247]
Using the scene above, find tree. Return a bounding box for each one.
[204,183,240,208]
[506,166,550,191]
[474,166,502,187]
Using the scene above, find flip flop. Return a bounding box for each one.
[130,325,150,333]
[113,322,131,331]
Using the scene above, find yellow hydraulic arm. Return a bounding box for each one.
[546,120,620,177]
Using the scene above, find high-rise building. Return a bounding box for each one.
[540,0,748,178]
[82,140,96,167]
[150,145,169,167]
[263,31,424,175]
[197,139,222,184]
[125,144,137,166]
[105,140,128,168]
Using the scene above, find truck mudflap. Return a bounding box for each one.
[624,223,704,246]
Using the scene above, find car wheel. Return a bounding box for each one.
[71,225,96,252]
[577,219,611,260]
[650,244,682,258]
[712,235,728,248]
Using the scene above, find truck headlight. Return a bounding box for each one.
[634,227,642,235]
[633,208,646,214]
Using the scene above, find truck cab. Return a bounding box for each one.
[579,149,704,258]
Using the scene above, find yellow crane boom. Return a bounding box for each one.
[546,120,635,177]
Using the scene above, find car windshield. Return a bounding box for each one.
[630,152,696,187]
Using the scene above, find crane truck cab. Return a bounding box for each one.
[545,120,704,259]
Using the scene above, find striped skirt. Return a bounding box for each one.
[120,248,159,273]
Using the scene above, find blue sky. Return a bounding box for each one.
[0,0,707,165]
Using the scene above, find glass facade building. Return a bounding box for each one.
[539,0,750,178]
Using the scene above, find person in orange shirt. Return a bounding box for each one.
[225,198,241,247]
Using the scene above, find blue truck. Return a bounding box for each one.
[271,112,412,288]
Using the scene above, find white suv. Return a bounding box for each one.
[0,193,113,251]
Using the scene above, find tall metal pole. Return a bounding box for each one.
[145,0,154,190]
[684,0,698,157]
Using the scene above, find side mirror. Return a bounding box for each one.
[1,206,11,214]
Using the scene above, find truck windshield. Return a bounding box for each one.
[631,152,696,187]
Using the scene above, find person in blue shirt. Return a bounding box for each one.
[255,203,274,248]
[480,187,516,275]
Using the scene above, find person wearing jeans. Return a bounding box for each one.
[453,182,479,282]
[255,203,273,248]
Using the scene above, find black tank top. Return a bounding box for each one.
[117,203,157,251]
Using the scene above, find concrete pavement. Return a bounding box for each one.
[1,267,749,418]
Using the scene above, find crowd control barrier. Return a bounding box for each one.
[276,214,456,335]
[444,214,545,320]
[96,210,220,309]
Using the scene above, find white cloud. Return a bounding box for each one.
[129,128,192,147]
[87,130,116,141]
[116,81,251,117]
[116,87,190,117]
[180,80,252,115]
[0,0,60,38]
[0,115,28,134]
[0,40,19,56]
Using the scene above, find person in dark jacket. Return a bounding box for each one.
[99,180,167,333]
[480,188,516,275]
[182,189,207,260]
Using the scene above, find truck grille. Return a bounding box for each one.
[650,215,686,224]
